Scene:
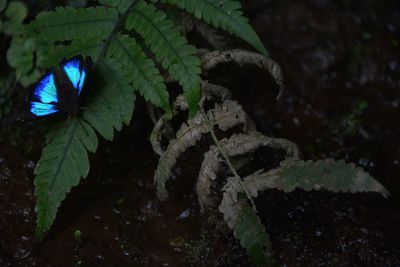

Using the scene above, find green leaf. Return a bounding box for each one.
[5,0,26,20]
[2,1,27,35]
[159,0,268,56]
[221,176,278,266]
[106,34,171,114]
[6,37,35,76]
[26,6,119,42]
[234,207,275,267]
[6,37,41,87]
[126,1,201,116]
[34,118,98,237]
[82,56,136,139]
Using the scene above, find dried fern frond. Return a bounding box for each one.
[197,132,299,210]
[154,99,254,200]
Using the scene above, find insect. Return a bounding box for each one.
[2,57,87,125]
[30,57,87,117]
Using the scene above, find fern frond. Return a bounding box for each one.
[26,6,119,42]
[219,185,275,267]
[34,118,98,237]
[155,100,251,200]
[82,57,136,140]
[106,34,171,114]
[158,0,268,56]
[126,1,201,116]
[245,159,389,196]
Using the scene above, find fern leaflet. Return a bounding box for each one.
[270,159,389,196]
[157,0,268,56]
[126,0,201,116]
[34,118,98,237]
[234,206,275,267]
[83,57,136,140]
[26,6,119,42]
[106,34,171,115]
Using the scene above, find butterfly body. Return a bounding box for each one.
[52,66,80,116]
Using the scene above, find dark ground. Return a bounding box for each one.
[0,0,400,266]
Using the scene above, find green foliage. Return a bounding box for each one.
[106,34,171,115]
[27,6,119,42]
[6,37,39,86]
[34,118,98,236]
[4,0,267,237]
[82,57,136,140]
[1,1,27,35]
[1,1,36,86]
[126,1,201,117]
[234,207,275,267]
[156,0,269,56]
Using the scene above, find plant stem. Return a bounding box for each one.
[199,107,257,211]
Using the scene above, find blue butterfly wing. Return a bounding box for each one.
[29,57,86,117]
[30,102,59,116]
[30,72,60,116]
[62,58,86,95]
[33,73,58,104]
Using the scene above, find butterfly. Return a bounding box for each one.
[2,57,87,125]
[30,57,87,117]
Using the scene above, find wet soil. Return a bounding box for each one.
[1,0,400,266]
